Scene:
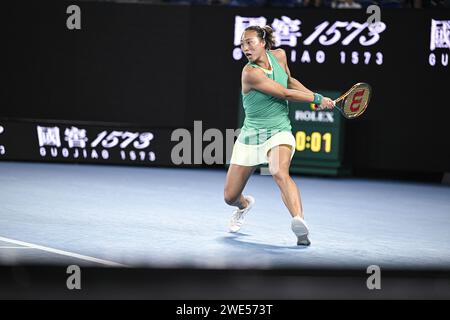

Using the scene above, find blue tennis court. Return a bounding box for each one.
[1,161,449,270]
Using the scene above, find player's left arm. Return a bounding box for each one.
[274,48,314,95]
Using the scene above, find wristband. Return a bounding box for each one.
[313,93,323,105]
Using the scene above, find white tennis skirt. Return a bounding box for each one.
[230,131,296,166]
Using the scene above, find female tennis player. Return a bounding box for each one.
[224,25,334,246]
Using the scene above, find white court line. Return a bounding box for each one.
[0,236,127,267]
[0,246,34,249]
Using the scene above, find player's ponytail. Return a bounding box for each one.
[261,25,275,50]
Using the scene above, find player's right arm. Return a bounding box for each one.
[242,67,334,108]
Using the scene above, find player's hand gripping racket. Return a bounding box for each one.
[331,82,372,119]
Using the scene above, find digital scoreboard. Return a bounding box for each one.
[289,91,347,176]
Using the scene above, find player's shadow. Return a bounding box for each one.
[219,233,309,252]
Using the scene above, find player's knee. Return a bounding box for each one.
[224,191,238,206]
[272,170,290,184]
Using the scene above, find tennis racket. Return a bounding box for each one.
[332,82,372,119]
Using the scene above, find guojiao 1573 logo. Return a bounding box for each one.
[429,19,450,67]
[233,14,386,66]
[36,125,156,162]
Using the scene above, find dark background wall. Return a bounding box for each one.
[3,1,190,128]
[2,1,450,175]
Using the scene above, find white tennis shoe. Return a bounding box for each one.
[229,195,255,233]
[291,216,311,246]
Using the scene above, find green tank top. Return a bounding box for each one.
[239,50,292,145]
